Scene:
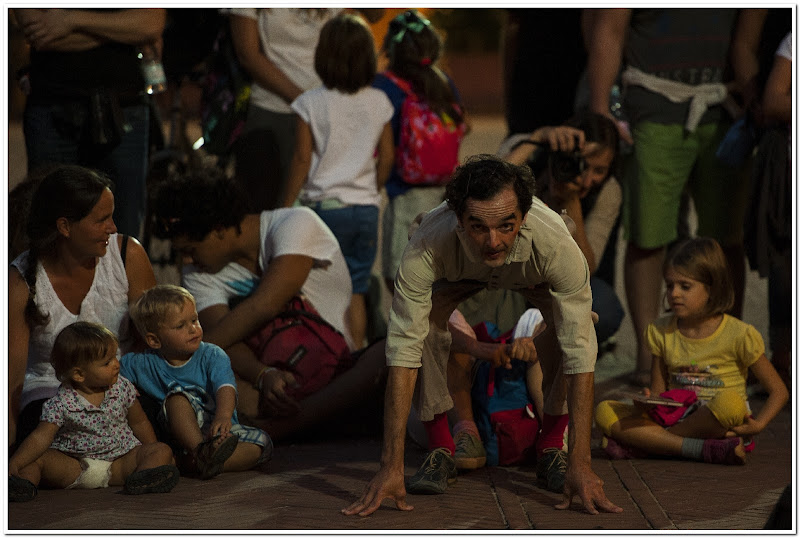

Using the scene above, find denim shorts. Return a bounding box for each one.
[311,203,379,295]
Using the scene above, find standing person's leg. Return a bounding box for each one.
[590,275,624,346]
[768,249,792,387]
[315,204,380,349]
[382,187,447,295]
[95,102,150,238]
[23,101,82,171]
[624,243,665,384]
[622,121,698,386]
[690,120,748,319]
[237,106,297,210]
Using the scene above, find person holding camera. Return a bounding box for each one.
[500,112,624,348]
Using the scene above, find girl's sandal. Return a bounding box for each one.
[124,464,180,495]
[195,434,239,480]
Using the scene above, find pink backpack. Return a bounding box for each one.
[384,71,466,186]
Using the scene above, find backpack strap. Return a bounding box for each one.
[384,70,417,100]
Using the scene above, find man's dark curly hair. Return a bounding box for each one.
[445,154,536,218]
[151,166,250,242]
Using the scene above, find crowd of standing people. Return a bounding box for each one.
[8,6,790,524]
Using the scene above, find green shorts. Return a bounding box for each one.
[381,186,446,280]
[622,121,748,249]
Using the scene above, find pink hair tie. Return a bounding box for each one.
[420,57,432,66]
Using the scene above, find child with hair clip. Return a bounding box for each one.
[595,237,789,464]
[374,10,469,295]
[120,285,272,480]
[9,322,179,502]
[280,12,394,349]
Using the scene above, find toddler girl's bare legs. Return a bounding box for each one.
[17,449,83,489]
[109,442,176,486]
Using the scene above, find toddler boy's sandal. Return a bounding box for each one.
[9,475,37,502]
[195,434,239,480]
[124,464,180,495]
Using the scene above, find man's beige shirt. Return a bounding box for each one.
[386,196,597,374]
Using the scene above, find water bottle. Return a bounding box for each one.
[138,45,166,95]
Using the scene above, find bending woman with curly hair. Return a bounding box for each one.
[150,166,387,441]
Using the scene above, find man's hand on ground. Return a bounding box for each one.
[342,467,413,517]
[556,461,623,514]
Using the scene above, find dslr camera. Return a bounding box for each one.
[548,145,586,184]
[519,135,586,184]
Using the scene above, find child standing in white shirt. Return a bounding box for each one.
[281,13,394,348]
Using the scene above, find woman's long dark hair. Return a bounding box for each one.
[22,165,114,328]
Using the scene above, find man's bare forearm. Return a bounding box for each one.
[380,366,418,472]
[565,371,595,466]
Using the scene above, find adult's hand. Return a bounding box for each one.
[556,461,623,514]
[21,9,73,49]
[488,337,539,369]
[531,125,585,153]
[341,466,413,517]
[258,369,301,417]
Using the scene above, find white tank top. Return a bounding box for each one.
[11,234,131,410]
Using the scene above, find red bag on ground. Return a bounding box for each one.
[244,296,353,401]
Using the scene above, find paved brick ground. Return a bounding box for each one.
[7,392,792,531]
[7,117,794,531]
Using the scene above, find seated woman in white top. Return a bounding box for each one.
[9,164,156,448]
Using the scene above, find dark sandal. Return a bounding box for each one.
[9,475,37,502]
[195,435,239,480]
[124,464,180,495]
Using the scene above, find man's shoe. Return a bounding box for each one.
[453,431,487,470]
[406,447,457,494]
[536,447,567,493]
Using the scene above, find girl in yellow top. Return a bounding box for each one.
[595,237,788,464]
